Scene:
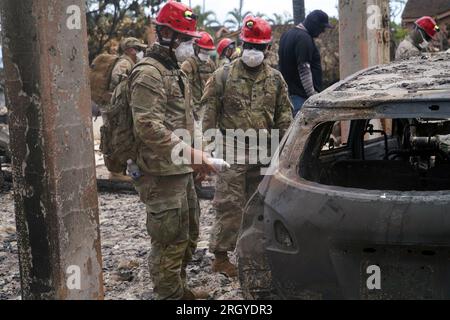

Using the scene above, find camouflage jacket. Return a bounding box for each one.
[109,54,135,90]
[202,58,293,147]
[265,50,279,70]
[129,44,195,176]
[395,36,422,60]
[217,57,230,69]
[181,55,216,118]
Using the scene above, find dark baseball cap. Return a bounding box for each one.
[306,10,333,29]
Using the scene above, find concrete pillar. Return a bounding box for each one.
[0,0,104,299]
[338,0,390,142]
[339,0,390,78]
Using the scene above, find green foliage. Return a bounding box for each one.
[391,21,409,45]
[86,0,166,62]
[265,13,294,25]
[224,0,251,30]
[192,5,220,33]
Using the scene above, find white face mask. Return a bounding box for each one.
[174,40,195,63]
[198,49,212,62]
[241,49,265,68]
[136,51,144,62]
[418,29,430,49]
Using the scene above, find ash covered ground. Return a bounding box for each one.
[0,188,243,300]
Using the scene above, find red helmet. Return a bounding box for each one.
[196,32,215,50]
[415,16,440,38]
[217,38,235,56]
[240,16,272,44]
[155,1,201,38]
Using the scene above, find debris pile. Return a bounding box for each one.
[0,191,243,300]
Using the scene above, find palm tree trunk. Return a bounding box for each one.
[292,0,305,25]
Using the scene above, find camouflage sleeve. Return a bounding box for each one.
[181,60,194,80]
[110,59,133,89]
[274,73,294,137]
[201,71,221,133]
[130,66,189,161]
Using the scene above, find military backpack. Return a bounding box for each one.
[89,53,120,106]
[99,58,166,173]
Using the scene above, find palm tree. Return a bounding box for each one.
[292,0,305,25]
[224,0,251,30]
[192,5,220,29]
[266,13,294,25]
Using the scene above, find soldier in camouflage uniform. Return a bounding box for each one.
[216,38,236,69]
[395,16,440,60]
[265,43,279,70]
[109,37,147,91]
[181,32,216,119]
[129,2,214,300]
[104,37,147,182]
[201,16,293,277]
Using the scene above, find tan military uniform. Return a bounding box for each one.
[217,56,231,69]
[395,36,422,60]
[129,43,199,300]
[109,54,135,90]
[202,59,293,254]
[265,44,279,69]
[181,55,216,118]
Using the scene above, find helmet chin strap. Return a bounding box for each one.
[156,27,179,62]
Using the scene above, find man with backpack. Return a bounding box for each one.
[90,37,146,182]
[127,1,215,300]
[201,16,293,278]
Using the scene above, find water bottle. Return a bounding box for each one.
[209,158,231,173]
[127,159,142,181]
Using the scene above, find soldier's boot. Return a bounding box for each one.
[182,288,210,300]
[108,171,132,182]
[212,252,237,277]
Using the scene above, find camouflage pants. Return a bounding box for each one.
[209,164,262,253]
[135,173,199,300]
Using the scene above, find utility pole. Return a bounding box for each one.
[339,0,390,78]
[0,0,104,299]
[338,0,390,141]
[293,0,306,25]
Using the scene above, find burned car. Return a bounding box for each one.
[237,53,450,300]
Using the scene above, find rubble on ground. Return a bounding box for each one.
[0,190,243,300]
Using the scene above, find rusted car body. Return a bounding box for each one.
[237,53,450,299]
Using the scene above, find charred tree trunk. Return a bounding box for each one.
[293,0,305,25]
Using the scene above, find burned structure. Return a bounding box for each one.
[0,0,103,299]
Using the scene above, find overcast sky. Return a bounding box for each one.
[182,0,340,24]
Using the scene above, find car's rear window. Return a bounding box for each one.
[299,118,450,191]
